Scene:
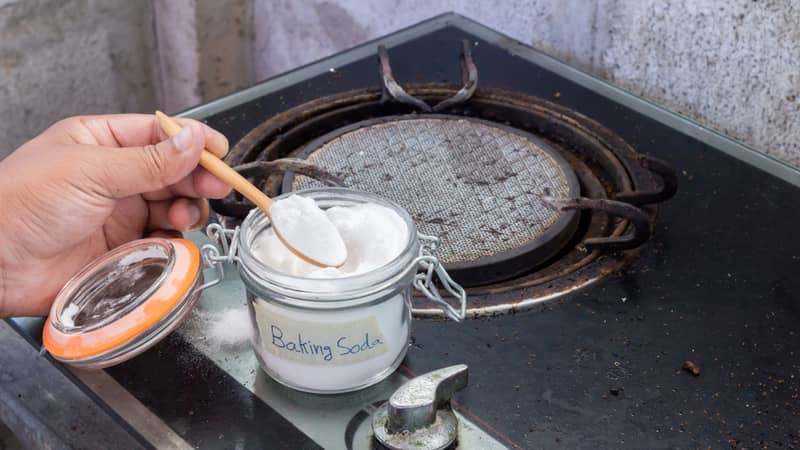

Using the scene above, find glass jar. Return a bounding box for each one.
[209,188,466,394]
[43,238,215,369]
[41,188,465,391]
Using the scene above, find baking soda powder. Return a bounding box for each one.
[268,195,348,267]
[247,198,415,393]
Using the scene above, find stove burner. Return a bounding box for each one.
[287,115,579,285]
[210,40,677,318]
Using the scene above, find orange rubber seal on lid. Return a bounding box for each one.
[43,239,201,360]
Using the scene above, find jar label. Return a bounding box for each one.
[253,302,389,366]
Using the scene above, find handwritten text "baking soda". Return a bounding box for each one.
[270,325,384,362]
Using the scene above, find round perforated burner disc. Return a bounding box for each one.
[283,115,580,285]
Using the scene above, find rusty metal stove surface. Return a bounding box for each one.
[210,48,676,316]
[196,25,800,448]
[115,18,800,450]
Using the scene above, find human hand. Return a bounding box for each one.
[0,114,232,317]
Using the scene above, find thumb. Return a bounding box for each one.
[92,122,205,198]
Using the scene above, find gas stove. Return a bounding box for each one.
[209,38,676,317]
[5,13,800,450]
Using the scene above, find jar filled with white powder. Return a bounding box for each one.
[212,188,466,394]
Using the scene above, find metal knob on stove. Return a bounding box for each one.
[372,365,468,450]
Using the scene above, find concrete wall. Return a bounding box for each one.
[247,0,799,167]
[604,1,800,168]
[0,0,158,154]
[1,0,798,168]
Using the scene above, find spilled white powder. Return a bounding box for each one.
[209,308,252,345]
[269,195,348,267]
[184,307,252,350]
[253,202,408,278]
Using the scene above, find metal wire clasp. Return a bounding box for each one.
[197,224,241,291]
[412,234,467,322]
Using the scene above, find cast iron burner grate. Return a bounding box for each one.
[288,115,580,285]
[210,40,677,318]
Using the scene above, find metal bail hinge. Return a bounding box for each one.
[413,234,467,322]
[198,224,241,291]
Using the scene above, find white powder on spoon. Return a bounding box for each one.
[268,195,348,268]
[254,201,408,278]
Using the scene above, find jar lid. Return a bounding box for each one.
[42,238,201,368]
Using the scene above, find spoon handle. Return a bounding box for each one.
[197,150,272,210]
[155,111,272,211]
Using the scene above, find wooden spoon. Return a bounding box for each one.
[154,111,346,268]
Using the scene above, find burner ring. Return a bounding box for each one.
[211,84,676,318]
[284,114,580,286]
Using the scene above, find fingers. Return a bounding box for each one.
[162,117,228,158]
[87,122,206,198]
[169,197,209,231]
[147,197,209,232]
[141,166,232,201]
[192,166,233,197]
[147,230,184,239]
[63,114,228,157]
